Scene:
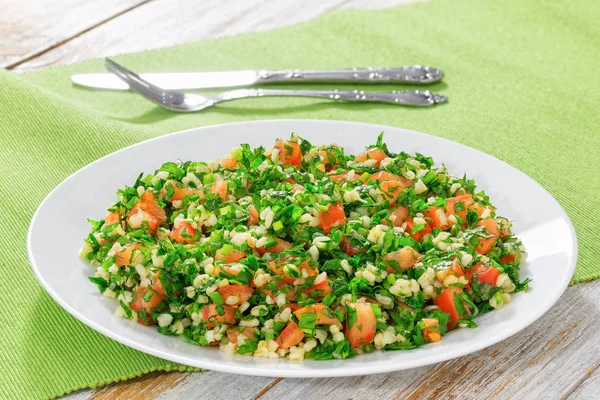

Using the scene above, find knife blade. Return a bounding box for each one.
[72,66,444,90]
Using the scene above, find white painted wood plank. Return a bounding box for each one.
[0,0,146,68]
[13,0,416,72]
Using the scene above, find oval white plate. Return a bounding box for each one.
[28,120,577,377]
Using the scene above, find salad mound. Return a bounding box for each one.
[80,133,528,361]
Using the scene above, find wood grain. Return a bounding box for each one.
[12,0,422,72]
[0,0,148,68]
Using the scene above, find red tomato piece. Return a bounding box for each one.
[170,221,196,244]
[127,191,167,232]
[426,206,451,230]
[434,287,469,329]
[115,243,141,267]
[345,302,377,348]
[217,284,254,307]
[474,218,499,254]
[301,279,332,298]
[276,321,305,349]
[227,327,255,344]
[104,211,121,226]
[131,286,165,315]
[329,171,361,183]
[465,263,500,286]
[294,304,342,328]
[160,180,204,202]
[152,271,167,296]
[445,194,474,221]
[340,234,367,256]
[274,140,302,167]
[267,256,316,285]
[319,202,346,234]
[247,205,259,226]
[210,180,228,201]
[219,156,238,169]
[215,248,247,263]
[256,237,292,255]
[355,148,388,167]
[405,218,432,241]
[422,318,441,342]
[382,246,421,273]
[203,304,236,328]
[389,206,409,227]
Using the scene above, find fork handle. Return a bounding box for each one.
[219,89,447,107]
[257,66,443,85]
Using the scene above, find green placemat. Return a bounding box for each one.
[2,0,599,398]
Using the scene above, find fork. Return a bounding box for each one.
[105,58,447,111]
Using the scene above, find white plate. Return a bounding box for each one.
[28,120,577,377]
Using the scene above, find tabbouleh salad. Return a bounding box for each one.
[80,133,528,361]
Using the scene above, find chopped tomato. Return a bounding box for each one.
[434,287,469,329]
[389,206,409,227]
[301,279,332,298]
[355,148,388,167]
[267,256,316,284]
[422,318,441,342]
[212,264,240,277]
[380,180,402,204]
[215,248,246,263]
[274,140,302,167]
[127,191,167,232]
[405,218,432,241]
[345,302,377,348]
[319,202,346,234]
[426,206,451,230]
[445,194,474,221]
[104,211,121,226]
[435,261,466,283]
[210,180,228,201]
[203,304,236,328]
[294,304,342,328]
[370,171,401,182]
[247,205,259,226]
[256,237,292,255]
[219,156,238,169]
[340,234,367,256]
[329,171,360,183]
[227,327,255,344]
[115,243,141,267]
[152,271,167,296]
[217,284,254,307]
[131,286,164,315]
[170,221,196,244]
[160,180,203,202]
[465,263,499,286]
[382,246,421,273]
[276,321,305,349]
[500,254,517,264]
[474,218,499,254]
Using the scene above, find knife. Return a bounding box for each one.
[71,66,444,90]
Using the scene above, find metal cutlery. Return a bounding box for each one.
[74,65,444,90]
[104,58,447,111]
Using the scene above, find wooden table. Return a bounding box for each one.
[4,1,599,398]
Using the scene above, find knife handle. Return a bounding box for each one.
[256,66,444,85]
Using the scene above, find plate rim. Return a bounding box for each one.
[27,119,578,377]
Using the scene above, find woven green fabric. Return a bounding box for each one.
[1,0,599,398]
